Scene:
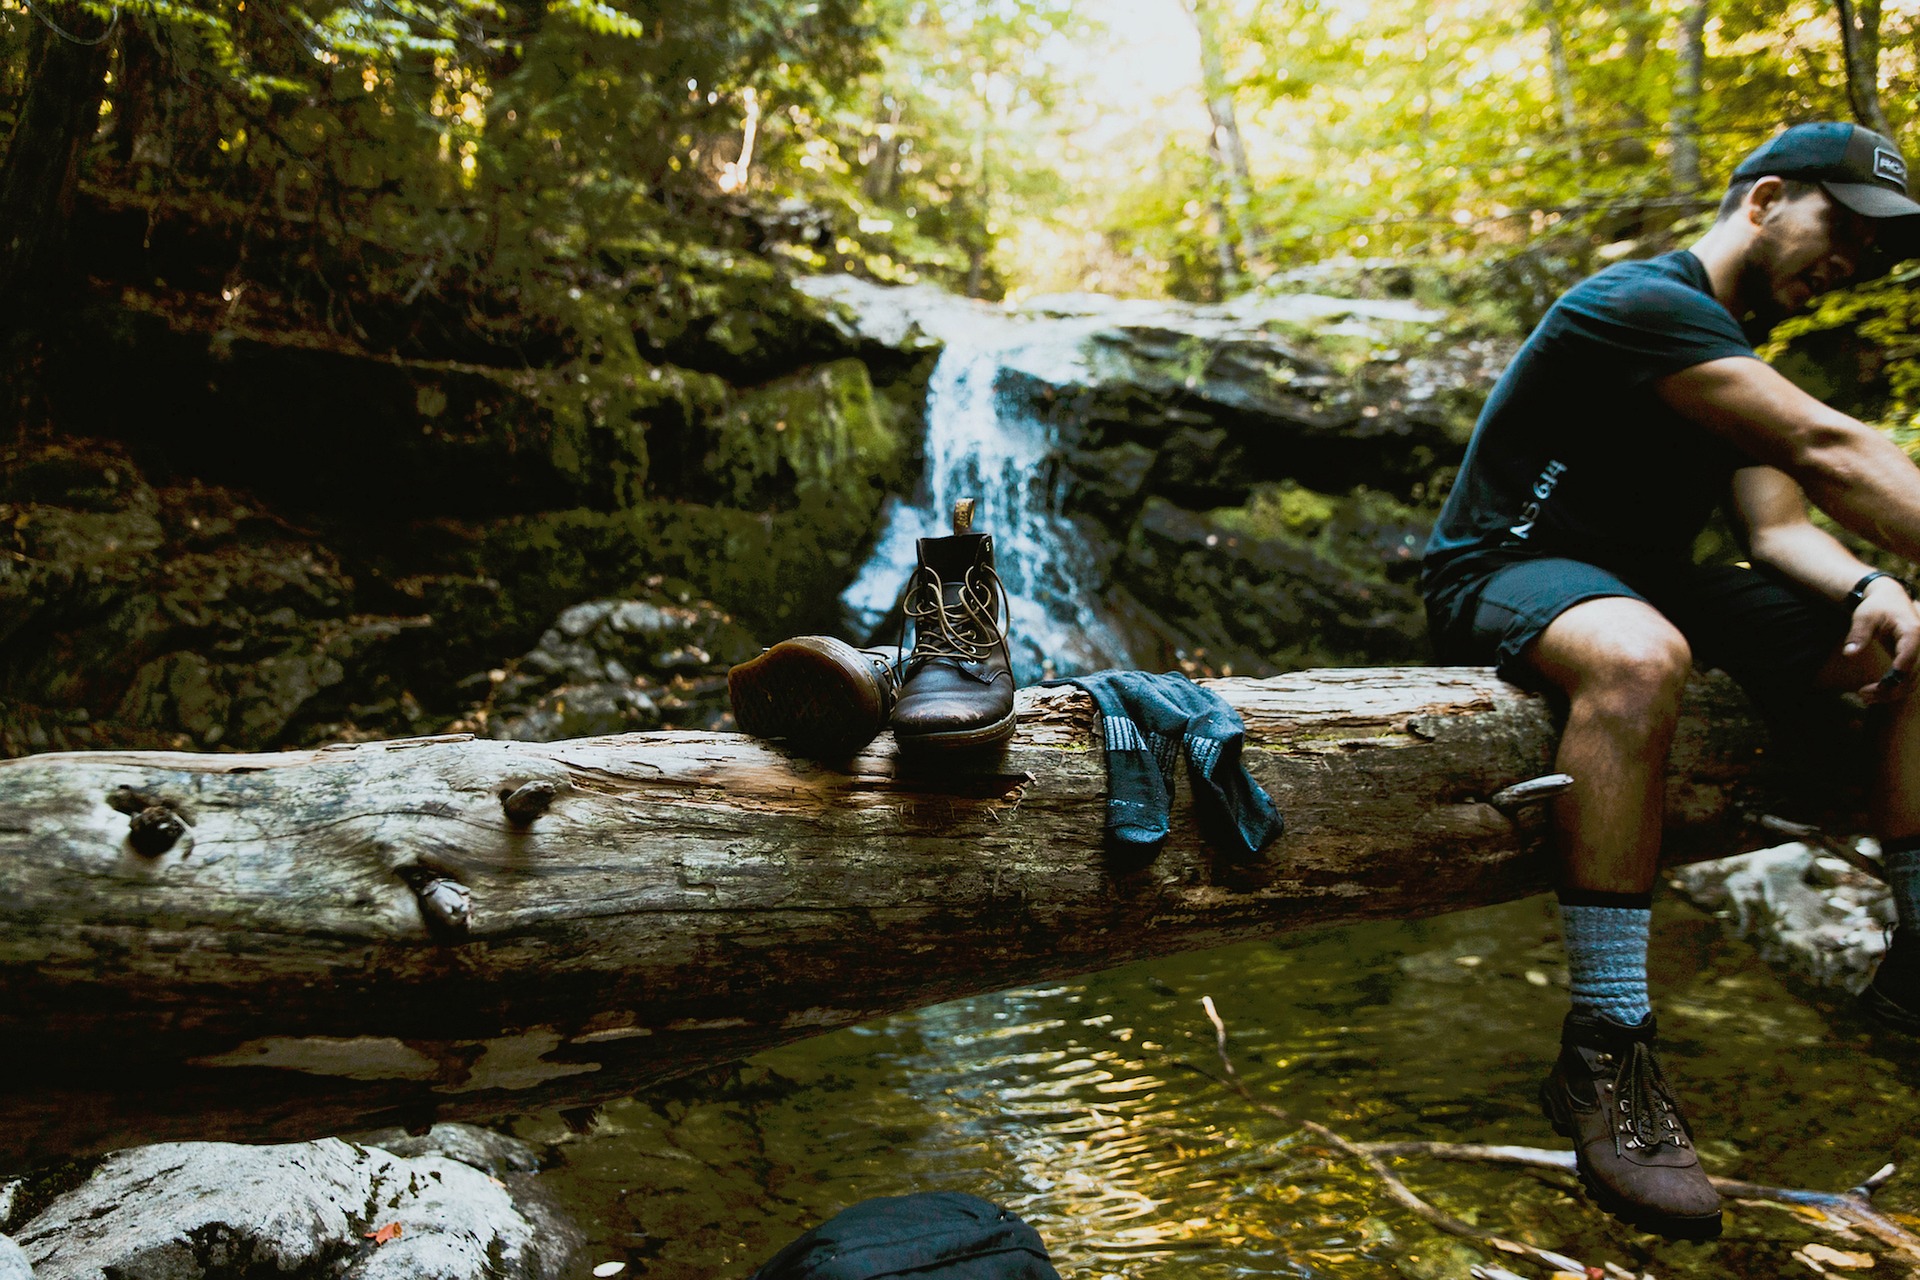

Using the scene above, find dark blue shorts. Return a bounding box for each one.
[1425,556,1850,697]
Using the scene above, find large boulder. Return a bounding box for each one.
[1670,842,1894,993]
[5,1127,576,1280]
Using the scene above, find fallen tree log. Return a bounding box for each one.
[0,667,1854,1173]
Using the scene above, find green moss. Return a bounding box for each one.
[1211,482,1340,542]
[703,359,904,509]
[478,360,912,639]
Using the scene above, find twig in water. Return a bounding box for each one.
[1201,996,1920,1274]
[1199,996,1595,1277]
[1374,1142,1920,1269]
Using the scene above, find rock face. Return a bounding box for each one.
[481,595,760,741]
[0,442,436,755]
[803,274,1514,675]
[5,1127,575,1280]
[12,235,1511,754]
[8,239,927,756]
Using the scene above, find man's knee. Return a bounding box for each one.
[1533,599,1693,722]
[1588,635,1693,720]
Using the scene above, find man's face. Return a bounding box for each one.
[1744,183,1883,323]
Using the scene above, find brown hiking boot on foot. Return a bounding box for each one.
[891,500,1015,753]
[728,636,899,759]
[1538,1010,1722,1240]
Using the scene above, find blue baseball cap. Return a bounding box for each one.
[1732,121,1920,220]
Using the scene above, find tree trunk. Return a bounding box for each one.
[1835,0,1893,139]
[1532,0,1586,169]
[1669,0,1708,197]
[1184,0,1261,277]
[863,93,904,203]
[1612,1,1652,165]
[0,669,1851,1174]
[1206,131,1241,294]
[0,6,115,429]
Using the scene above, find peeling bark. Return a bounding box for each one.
[0,669,1847,1173]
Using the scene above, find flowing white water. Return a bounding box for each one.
[840,330,1133,684]
[810,272,1444,685]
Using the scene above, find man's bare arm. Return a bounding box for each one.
[1733,465,1878,596]
[1732,464,1920,695]
[1658,356,1920,561]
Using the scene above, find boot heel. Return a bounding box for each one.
[1538,1072,1576,1139]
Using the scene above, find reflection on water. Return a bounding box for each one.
[522,897,1920,1279]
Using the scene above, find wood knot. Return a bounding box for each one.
[415,877,473,937]
[127,805,188,857]
[501,780,559,827]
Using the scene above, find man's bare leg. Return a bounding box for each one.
[1820,640,1920,1024]
[1528,597,1694,894]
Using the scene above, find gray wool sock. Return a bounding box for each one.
[1885,836,1920,935]
[1559,896,1653,1025]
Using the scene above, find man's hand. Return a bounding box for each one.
[1843,575,1920,702]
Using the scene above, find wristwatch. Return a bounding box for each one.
[1845,570,1905,610]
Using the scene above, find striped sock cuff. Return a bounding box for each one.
[1560,900,1652,1025]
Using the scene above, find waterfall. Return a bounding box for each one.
[841,330,1132,685]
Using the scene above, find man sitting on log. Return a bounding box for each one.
[1422,121,1920,1239]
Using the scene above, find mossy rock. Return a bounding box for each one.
[1113,497,1428,674]
[702,358,906,508]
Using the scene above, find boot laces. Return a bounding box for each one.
[903,564,1008,665]
[1607,1039,1690,1152]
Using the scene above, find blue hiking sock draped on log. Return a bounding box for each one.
[1558,891,1653,1026]
[1885,835,1920,935]
[1039,670,1282,858]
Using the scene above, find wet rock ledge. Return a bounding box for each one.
[0,1125,576,1280]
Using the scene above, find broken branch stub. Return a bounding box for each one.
[126,806,186,857]
[501,780,558,827]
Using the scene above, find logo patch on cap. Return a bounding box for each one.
[1875,146,1908,186]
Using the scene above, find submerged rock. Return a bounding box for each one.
[9,1128,576,1280]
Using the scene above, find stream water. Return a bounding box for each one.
[532,302,1917,1277]
[526,898,1920,1279]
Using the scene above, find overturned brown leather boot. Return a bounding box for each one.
[728,637,899,759]
[1539,1010,1722,1239]
[891,501,1015,752]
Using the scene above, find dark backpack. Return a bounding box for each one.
[748,1192,1063,1280]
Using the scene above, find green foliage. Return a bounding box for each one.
[1763,262,1920,454]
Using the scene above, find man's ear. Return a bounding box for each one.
[1745,175,1787,225]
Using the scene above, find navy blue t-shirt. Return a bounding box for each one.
[1422,250,1760,599]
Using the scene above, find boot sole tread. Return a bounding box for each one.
[728,642,888,758]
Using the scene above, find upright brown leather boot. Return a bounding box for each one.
[1539,1010,1722,1239]
[890,500,1015,752]
[728,637,900,759]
